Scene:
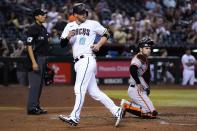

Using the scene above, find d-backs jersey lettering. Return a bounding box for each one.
[61,20,107,58]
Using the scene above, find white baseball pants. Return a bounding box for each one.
[70,55,119,121]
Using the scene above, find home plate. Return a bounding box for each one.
[49,115,59,120]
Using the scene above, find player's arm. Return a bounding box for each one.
[60,38,69,48]
[195,60,197,65]
[60,31,75,48]
[182,56,194,66]
[60,24,75,48]
[185,61,195,66]
[91,30,110,52]
[131,54,148,92]
[91,21,110,52]
[26,27,38,71]
[27,45,38,70]
[130,64,146,93]
[130,54,147,84]
[130,65,141,84]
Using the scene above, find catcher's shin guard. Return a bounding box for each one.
[124,103,158,118]
[123,103,142,117]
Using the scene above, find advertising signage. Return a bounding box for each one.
[96,60,131,84]
[96,60,130,78]
[48,62,72,84]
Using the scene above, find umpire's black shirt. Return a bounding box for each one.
[26,23,49,56]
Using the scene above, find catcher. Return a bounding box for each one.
[121,36,158,120]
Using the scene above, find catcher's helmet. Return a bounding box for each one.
[138,36,154,49]
[73,3,88,15]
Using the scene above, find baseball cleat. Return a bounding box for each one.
[115,100,125,127]
[59,115,78,126]
[120,99,127,118]
[27,107,47,115]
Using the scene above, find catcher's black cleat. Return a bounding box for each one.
[152,110,158,116]
[59,115,78,126]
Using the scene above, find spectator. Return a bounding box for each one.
[126,26,137,45]
[111,9,123,29]
[122,11,130,27]
[0,37,9,57]
[49,29,61,45]
[43,17,54,34]
[153,3,164,17]
[10,40,25,57]
[95,0,111,22]
[155,17,170,44]
[10,40,28,86]
[163,0,176,8]
[19,18,30,30]
[47,6,59,24]
[7,12,20,28]
[157,49,175,83]
[53,15,67,33]
[113,27,127,45]
[186,28,197,44]
[181,48,197,86]
[145,0,157,11]
[88,10,99,21]
[0,37,9,76]
[191,14,197,32]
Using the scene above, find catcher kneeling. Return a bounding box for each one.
[121,36,158,119]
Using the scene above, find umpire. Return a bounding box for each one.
[26,9,49,115]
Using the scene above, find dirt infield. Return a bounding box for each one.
[0,85,197,131]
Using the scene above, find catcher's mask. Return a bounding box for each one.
[73,3,88,16]
[138,36,154,49]
[44,65,55,86]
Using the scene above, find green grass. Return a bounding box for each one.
[103,89,197,107]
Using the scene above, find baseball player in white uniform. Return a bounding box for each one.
[58,3,123,127]
[181,49,197,86]
[119,37,158,121]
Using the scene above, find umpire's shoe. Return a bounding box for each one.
[115,100,125,127]
[37,106,47,114]
[27,107,47,115]
[59,115,78,126]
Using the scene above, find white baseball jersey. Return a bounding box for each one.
[61,20,107,58]
[181,54,196,85]
[181,54,196,70]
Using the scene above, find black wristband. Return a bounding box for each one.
[60,38,69,48]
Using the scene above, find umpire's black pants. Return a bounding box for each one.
[27,56,46,110]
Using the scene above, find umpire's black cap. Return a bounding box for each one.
[33,9,47,17]
[73,3,88,15]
